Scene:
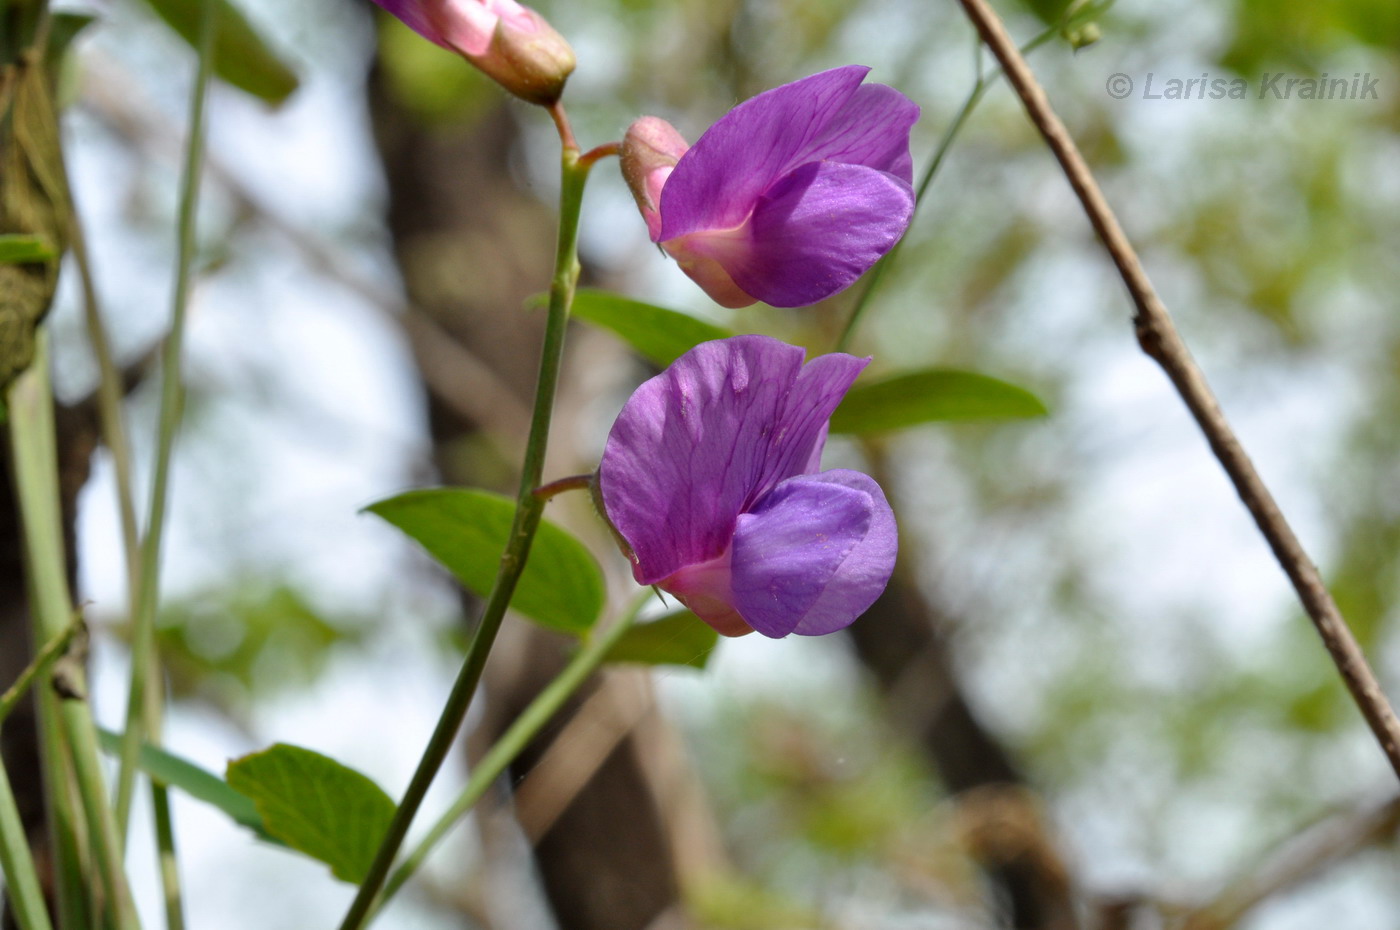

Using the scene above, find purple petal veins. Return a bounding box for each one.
[598,336,898,638]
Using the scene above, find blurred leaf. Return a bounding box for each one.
[829,369,1048,434]
[565,288,732,367]
[690,874,828,930]
[0,234,53,263]
[605,610,718,669]
[367,488,606,634]
[1221,0,1400,74]
[96,729,274,841]
[136,0,298,104]
[156,584,359,708]
[226,744,394,884]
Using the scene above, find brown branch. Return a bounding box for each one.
[952,0,1400,780]
[1179,795,1400,930]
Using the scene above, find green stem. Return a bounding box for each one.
[151,784,185,930]
[65,53,192,930]
[0,756,52,930]
[8,334,141,928]
[336,131,594,930]
[70,200,141,616]
[0,609,80,726]
[113,0,218,846]
[833,8,1103,353]
[376,600,644,911]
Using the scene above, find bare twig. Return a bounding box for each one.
[1180,795,1400,930]
[952,0,1400,780]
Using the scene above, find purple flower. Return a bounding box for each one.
[619,66,919,309]
[598,336,897,638]
[372,0,575,105]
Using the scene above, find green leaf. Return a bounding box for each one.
[0,235,54,264]
[567,289,732,367]
[605,610,719,669]
[226,744,394,884]
[137,0,299,104]
[829,369,1048,434]
[366,488,606,635]
[96,729,273,841]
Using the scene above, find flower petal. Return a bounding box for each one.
[599,337,868,585]
[657,66,871,240]
[790,83,920,185]
[787,470,896,636]
[373,0,450,47]
[729,473,883,637]
[752,352,867,495]
[723,160,913,307]
[599,337,808,584]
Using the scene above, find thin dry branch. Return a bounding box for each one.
[1180,795,1400,930]
[953,0,1400,780]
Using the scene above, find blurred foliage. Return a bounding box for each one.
[688,694,988,921]
[135,0,299,103]
[1221,0,1400,75]
[156,583,362,713]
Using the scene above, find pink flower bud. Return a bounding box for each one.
[375,0,575,106]
[620,117,690,240]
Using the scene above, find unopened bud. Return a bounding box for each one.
[619,117,690,241]
[375,0,575,106]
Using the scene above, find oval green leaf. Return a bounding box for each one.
[604,610,719,669]
[227,744,394,884]
[137,0,299,104]
[829,369,1048,434]
[568,289,732,367]
[366,488,605,635]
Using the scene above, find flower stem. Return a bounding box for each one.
[578,141,621,168]
[113,0,218,847]
[373,598,645,913]
[337,119,595,930]
[532,472,593,501]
